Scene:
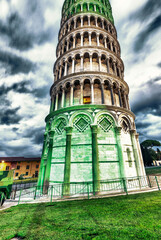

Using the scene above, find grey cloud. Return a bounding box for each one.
[1,107,21,125]
[0,50,36,75]
[131,77,161,115]
[23,127,44,145]
[157,62,161,68]
[133,15,161,52]
[0,11,54,51]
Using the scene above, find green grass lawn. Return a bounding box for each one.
[145,166,161,175]
[1,191,161,240]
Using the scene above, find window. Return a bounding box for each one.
[6,166,10,171]
[15,173,19,177]
[26,172,28,176]
[36,165,39,169]
[18,161,21,164]
[35,171,38,178]
[26,165,30,169]
[17,165,20,170]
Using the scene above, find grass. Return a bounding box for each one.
[145,166,161,175]
[1,191,161,240]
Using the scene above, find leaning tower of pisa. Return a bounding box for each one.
[38,0,146,194]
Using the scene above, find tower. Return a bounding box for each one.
[38,0,146,194]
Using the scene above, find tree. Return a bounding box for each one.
[140,140,161,166]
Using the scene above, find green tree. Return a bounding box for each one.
[141,140,161,166]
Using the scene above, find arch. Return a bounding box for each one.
[69,36,74,50]
[65,82,71,107]
[109,57,114,74]
[76,33,81,47]
[104,80,112,105]
[69,110,93,127]
[101,54,107,72]
[61,61,65,78]
[94,79,102,104]
[91,32,97,46]
[94,111,117,126]
[76,17,81,28]
[97,17,102,28]
[83,31,89,46]
[70,19,74,31]
[76,4,81,13]
[92,53,99,71]
[113,82,120,107]
[89,3,94,12]
[83,79,91,104]
[73,80,81,105]
[83,15,88,26]
[83,52,90,71]
[63,40,67,53]
[75,54,81,72]
[58,86,63,109]
[90,16,95,26]
[99,34,104,47]
[67,56,72,75]
[104,20,108,31]
[83,3,88,12]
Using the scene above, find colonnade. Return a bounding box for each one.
[51,79,130,111]
[59,15,116,40]
[55,53,123,81]
[57,31,119,57]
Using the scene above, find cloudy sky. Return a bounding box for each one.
[0,0,161,157]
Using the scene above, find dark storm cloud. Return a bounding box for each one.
[133,16,161,52]
[131,0,161,22]
[1,107,21,125]
[23,127,44,145]
[0,50,36,75]
[157,62,161,68]
[135,122,151,129]
[131,77,161,115]
[0,12,53,51]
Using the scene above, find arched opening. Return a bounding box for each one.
[61,61,65,78]
[67,57,72,75]
[76,17,81,28]
[58,87,62,109]
[83,16,88,26]
[76,33,81,47]
[94,79,102,104]
[83,79,91,104]
[69,36,73,50]
[83,32,89,46]
[76,4,81,13]
[104,20,108,31]
[99,34,104,47]
[91,32,97,46]
[107,38,111,50]
[83,3,88,12]
[75,54,81,72]
[63,40,67,53]
[74,80,81,105]
[101,54,107,72]
[89,3,94,12]
[109,25,112,34]
[116,63,120,77]
[113,83,119,107]
[109,58,114,74]
[112,43,116,53]
[120,87,126,108]
[92,53,99,71]
[104,80,112,105]
[70,20,74,31]
[83,52,90,71]
[65,82,71,107]
[90,16,95,26]
[97,18,102,28]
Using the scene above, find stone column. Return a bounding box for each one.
[59,66,62,79]
[81,33,83,47]
[55,93,58,110]
[91,125,100,195]
[89,32,92,46]
[107,58,110,73]
[88,15,90,25]
[110,86,114,105]
[72,57,75,73]
[80,83,83,104]
[101,83,105,104]
[95,16,98,26]
[64,60,67,76]
[98,56,102,71]
[81,16,83,27]
[37,132,47,189]
[90,54,93,71]
[61,88,65,108]
[97,33,100,46]
[115,127,127,192]
[91,82,94,104]
[70,84,74,106]
[74,19,76,29]
[104,37,107,48]
[80,55,84,71]
[102,20,104,29]
[118,88,122,107]
[44,130,55,193]
[135,133,146,176]
[63,126,73,195]
[130,130,141,177]
[73,35,76,48]
[67,39,69,51]
[124,93,128,109]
